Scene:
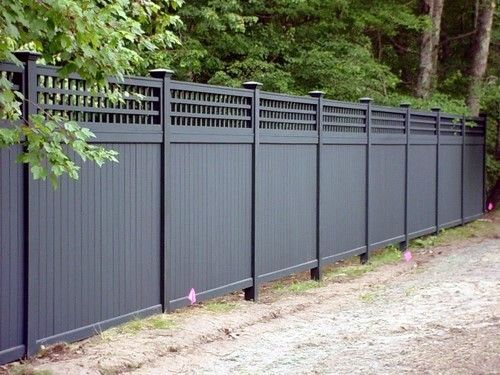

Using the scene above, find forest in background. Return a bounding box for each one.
[0,0,499,199]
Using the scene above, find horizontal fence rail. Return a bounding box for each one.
[0,53,487,364]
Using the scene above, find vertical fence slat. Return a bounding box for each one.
[243,81,262,301]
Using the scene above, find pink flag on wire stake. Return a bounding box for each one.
[487,202,494,211]
[187,288,196,305]
[403,251,413,262]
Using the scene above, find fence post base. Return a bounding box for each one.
[360,252,369,264]
[244,286,259,302]
[310,267,322,281]
[398,241,408,252]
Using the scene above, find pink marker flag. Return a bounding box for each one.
[403,250,412,262]
[487,202,494,211]
[187,288,196,304]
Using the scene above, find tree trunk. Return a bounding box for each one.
[430,0,444,87]
[466,0,495,115]
[496,118,500,160]
[415,0,444,98]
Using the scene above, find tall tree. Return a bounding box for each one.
[416,0,444,98]
[467,0,495,115]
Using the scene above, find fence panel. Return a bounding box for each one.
[0,147,26,364]
[438,115,463,228]
[168,82,253,309]
[0,63,26,364]
[256,93,318,282]
[408,111,438,238]
[463,117,486,221]
[25,65,164,352]
[321,101,367,261]
[369,106,406,248]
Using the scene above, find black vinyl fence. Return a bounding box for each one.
[0,52,486,364]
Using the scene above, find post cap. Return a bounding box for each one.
[149,69,175,78]
[242,81,263,90]
[309,90,325,98]
[359,97,373,103]
[13,50,42,62]
[399,102,411,108]
[431,107,441,112]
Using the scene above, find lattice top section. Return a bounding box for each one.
[440,115,463,136]
[0,64,22,92]
[322,103,366,133]
[36,66,161,126]
[170,83,252,128]
[371,108,405,134]
[410,112,437,135]
[0,63,24,127]
[260,94,316,131]
[464,117,485,137]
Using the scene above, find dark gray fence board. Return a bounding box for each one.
[0,147,25,364]
[256,144,317,280]
[321,145,367,260]
[168,143,252,305]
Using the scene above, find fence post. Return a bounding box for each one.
[400,103,411,251]
[14,50,41,357]
[309,91,325,281]
[359,97,373,264]
[431,107,441,234]
[480,113,488,213]
[243,81,263,302]
[461,114,466,225]
[149,68,174,312]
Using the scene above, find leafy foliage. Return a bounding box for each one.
[0,0,498,190]
[0,0,181,186]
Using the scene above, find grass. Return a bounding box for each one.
[272,279,323,293]
[9,365,53,375]
[100,314,175,340]
[324,245,402,281]
[409,216,498,250]
[359,291,378,303]
[203,300,238,313]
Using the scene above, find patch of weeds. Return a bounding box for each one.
[410,235,439,248]
[324,246,401,281]
[203,300,237,313]
[409,217,498,251]
[100,314,175,340]
[369,246,402,266]
[272,279,321,293]
[9,365,53,375]
[404,286,418,297]
[98,366,119,375]
[359,291,377,303]
[36,342,70,359]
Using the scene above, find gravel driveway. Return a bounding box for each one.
[6,223,499,375]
